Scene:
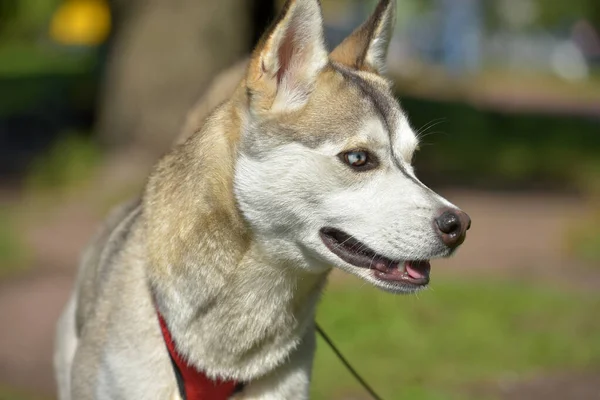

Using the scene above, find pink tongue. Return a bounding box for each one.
[405,263,425,279]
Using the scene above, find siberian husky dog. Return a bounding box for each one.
[54,0,471,398]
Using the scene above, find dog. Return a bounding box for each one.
[54,0,471,398]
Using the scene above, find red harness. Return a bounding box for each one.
[156,310,243,400]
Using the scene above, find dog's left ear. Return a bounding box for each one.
[330,0,396,74]
[246,0,328,113]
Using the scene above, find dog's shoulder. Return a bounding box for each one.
[74,198,143,334]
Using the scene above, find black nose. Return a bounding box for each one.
[435,208,471,248]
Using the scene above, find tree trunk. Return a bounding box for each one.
[97,0,273,156]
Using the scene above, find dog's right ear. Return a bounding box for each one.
[330,0,396,75]
[246,0,328,114]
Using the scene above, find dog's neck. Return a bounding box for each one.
[150,241,328,382]
[143,92,329,381]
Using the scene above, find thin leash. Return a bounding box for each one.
[316,323,385,400]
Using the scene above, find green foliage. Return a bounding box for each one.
[312,278,600,399]
[0,1,96,78]
[0,42,95,77]
[535,0,598,27]
[483,0,598,30]
[0,0,62,41]
[402,96,600,191]
[25,133,102,196]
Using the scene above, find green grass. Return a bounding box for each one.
[0,387,47,400]
[311,277,600,399]
[0,209,29,277]
[568,212,600,264]
[574,234,600,263]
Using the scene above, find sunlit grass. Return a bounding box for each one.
[312,277,600,399]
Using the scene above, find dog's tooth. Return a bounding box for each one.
[400,263,409,276]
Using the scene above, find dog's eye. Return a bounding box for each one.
[345,151,368,166]
[339,150,377,170]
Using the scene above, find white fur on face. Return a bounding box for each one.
[394,115,419,164]
[235,142,334,272]
[234,111,458,287]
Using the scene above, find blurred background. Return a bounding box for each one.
[0,0,599,399]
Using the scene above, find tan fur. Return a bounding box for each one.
[54,1,467,399]
[178,59,249,146]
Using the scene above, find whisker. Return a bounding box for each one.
[415,118,446,140]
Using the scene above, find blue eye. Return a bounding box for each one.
[344,151,368,167]
[339,149,378,170]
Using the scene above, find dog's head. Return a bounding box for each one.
[234,0,470,293]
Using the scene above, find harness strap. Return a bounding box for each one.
[156,310,244,400]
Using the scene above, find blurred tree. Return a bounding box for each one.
[96,0,274,156]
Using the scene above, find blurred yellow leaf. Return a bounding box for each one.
[49,0,111,46]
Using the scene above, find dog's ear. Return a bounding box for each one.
[330,0,396,74]
[246,0,328,113]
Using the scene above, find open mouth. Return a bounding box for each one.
[319,227,430,287]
